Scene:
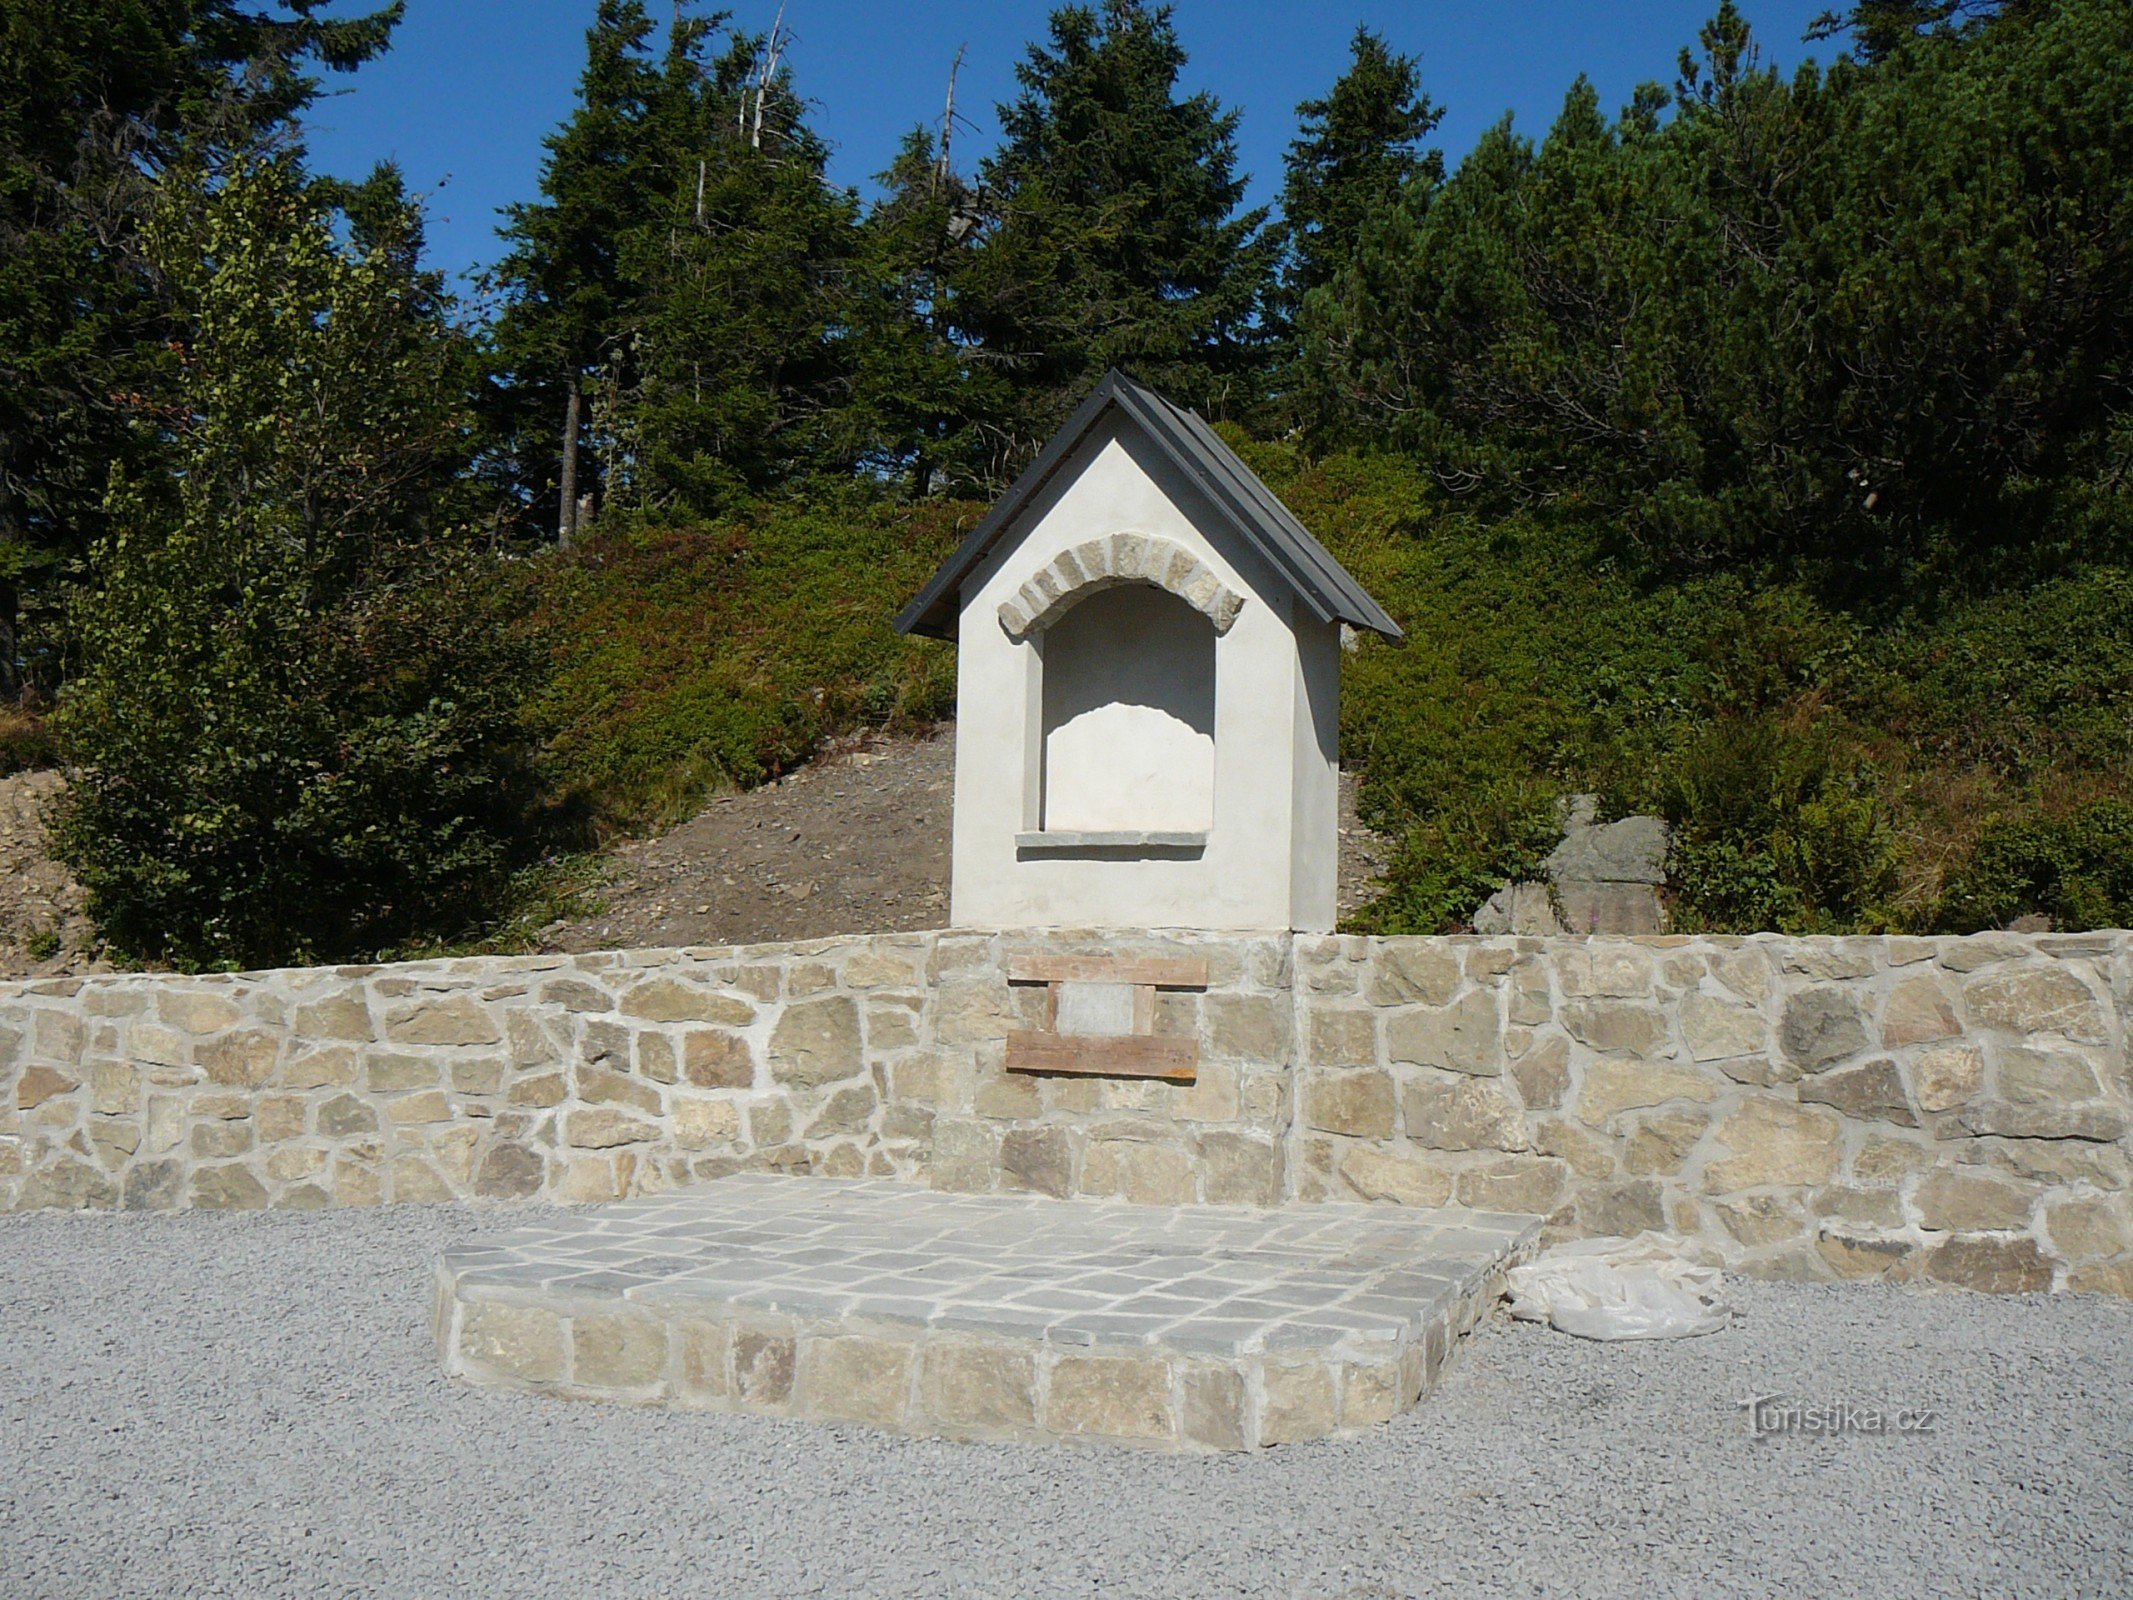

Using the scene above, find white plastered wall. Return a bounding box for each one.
[948,415,1341,932]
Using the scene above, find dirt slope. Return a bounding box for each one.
[540,727,958,954]
[0,727,1391,976]
[0,771,100,978]
[536,723,1388,952]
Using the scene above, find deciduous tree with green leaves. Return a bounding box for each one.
[56,158,537,968]
[0,0,401,696]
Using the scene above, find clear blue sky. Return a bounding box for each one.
[303,1,1845,287]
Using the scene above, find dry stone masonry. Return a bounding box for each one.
[4,929,2129,1297]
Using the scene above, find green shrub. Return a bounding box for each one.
[1936,803,2133,933]
[1655,715,1902,933]
[508,433,2124,941]
[1771,790,1902,930]
[54,159,543,969]
[59,546,542,968]
[1346,778,1561,935]
[530,490,962,830]
[1232,439,2073,936]
[1871,568,2133,780]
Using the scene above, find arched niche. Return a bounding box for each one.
[1036,582,1216,839]
[997,533,1244,641]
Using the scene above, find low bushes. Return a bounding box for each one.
[1242,439,2131,934]
[528,488,964,832]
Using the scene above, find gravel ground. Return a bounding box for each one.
[3,1205,2129,1600]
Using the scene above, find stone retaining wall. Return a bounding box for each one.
[4,929,2128,1296]
[1289,933,2132,1296]
[0,931,1269,1216]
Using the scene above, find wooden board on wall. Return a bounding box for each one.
[1005,956,1209,989]
[1004,1031,1198,1083]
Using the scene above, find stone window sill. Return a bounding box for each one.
[1015,830,1209,853]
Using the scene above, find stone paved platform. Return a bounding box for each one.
[434,1175,1540,1451]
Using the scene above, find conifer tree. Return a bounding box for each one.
[1274,28,1442,330]
[612,20,866,512]
[491,5,875,524]
[846,127,1005,495]
[961,0,1275,461]
[1298,0,2133,575]
[486,0,667,543]
[1809,0,2027,62]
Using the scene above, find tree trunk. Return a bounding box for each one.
[557,376,583,550]
[0,576,20,705]
[0,457,25,702]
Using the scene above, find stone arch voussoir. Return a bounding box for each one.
[996,534,1246,640]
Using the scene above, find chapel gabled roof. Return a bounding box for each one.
[892,370,1404,643]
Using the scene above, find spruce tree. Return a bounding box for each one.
[486,0,666,543]
[1275,28,1442,326]
[1809,1,2023,62]
[1295,110,1536,467]
[848,127,1008,494]
[962,0,1275,460]
[612,21,866,512]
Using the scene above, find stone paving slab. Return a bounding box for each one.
[434,1175,1540,1451]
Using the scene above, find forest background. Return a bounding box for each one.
[3,0,2127,967]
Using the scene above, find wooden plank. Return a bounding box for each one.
[1005,956,1209,988]
[1005,1031,1198,1083]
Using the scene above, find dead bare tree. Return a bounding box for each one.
[748,1,791,151]
[937,43,966,192]
[557,378,582,548]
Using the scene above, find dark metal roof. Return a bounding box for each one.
[892,370,1404,642]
